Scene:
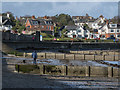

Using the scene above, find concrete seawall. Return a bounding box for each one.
[25,51,120,61]
[2,41,120,51]
[15,64,120,78]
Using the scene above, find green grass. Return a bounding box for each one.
[43,37,120,42]
[7,51,23,56]
[15,64,40,73]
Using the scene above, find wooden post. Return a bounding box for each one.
[86,66,90,77]
[23,52,26,57]
[45,53,46,59]
[18,65,19,73]
[43,65,45,74]
[108,67,113,77]
[103,55,105,60]
[83,54,85,60]
[66,65,68,75]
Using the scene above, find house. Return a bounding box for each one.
[25,16,54,35]
[88,15,105,30]
[98,23,120,39]
[65,25,91,39]
[72,14,94,22]
[0,13,13,31]
[73,14,94,26]
[18,15,33,25]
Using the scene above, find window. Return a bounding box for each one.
[117,30,119,32]
[85,35,88,37]
[112,25,115,27]
[101,35,105,38]
[27,26,30,28]
[102,29,105,32]
[78,35,82,38]
[110,35,114,37]
[117,34,120,37]
[46,26,48,29]
[111,29,114,32]
[78,30,81,33]
[49,26,51,30]
[42,26,44,29]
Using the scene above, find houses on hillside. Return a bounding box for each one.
[65,15,120,40]
[1,12,120,40]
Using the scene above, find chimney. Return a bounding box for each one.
[32,15,35,19]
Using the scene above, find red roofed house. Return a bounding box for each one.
[25,16,54,35]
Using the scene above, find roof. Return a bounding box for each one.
[28,18,53,26]
[74,19,88,23]
[65,25,78,30]
[2,16,13,25]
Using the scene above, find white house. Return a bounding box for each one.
[0,13,13,31]
[65,25,91,39]
[98,23,120,39]
[88,15,105,30]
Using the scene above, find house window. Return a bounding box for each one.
[110,35,114,37]
[46,26,48,29]
[85,35,88,37]
[111,29,114,32]
[42,26,44,29]
[49,26,51,30]
[101,35,105,38]
[78,35,82,38]
[111,24,115,27]
[78,30,81,33]
[27,26,30,28]
[117,30,119,32]
[102,30,105,32]
[117,34,120,37]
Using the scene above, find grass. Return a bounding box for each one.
[7,51,23,56]
[43,37,120,42]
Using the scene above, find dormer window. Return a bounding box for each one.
[109,24,117,28]
[111,29,114,32]
[117,29,119,32]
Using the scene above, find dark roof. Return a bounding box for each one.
[65,25,78,30]
[75,19,88,23]
[2,16,13,25]
[28,19,53,26]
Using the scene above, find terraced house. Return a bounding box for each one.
[98,23,120,39]
[25,16,54,35]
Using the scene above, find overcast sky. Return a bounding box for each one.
[2,2,118,19]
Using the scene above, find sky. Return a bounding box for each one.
[2,2,118,19]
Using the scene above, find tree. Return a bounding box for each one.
[12,20,25,33]
[53,13,74,27]
[61,28,67,38]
